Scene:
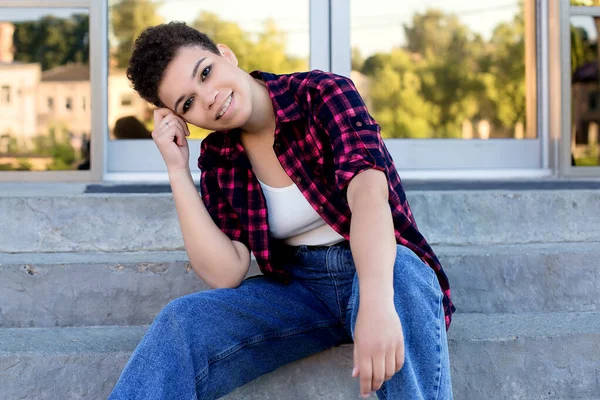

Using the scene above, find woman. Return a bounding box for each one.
[108,21,455,400]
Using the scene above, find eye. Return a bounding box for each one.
[201,65,211,81]
[182,97,194,113]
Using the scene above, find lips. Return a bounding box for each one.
[216,92,233,120]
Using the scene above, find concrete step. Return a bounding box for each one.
[0,312,598,400]
[1,189,599,253]
[2,242,599,328]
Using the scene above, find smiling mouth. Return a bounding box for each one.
[216,93,233,120]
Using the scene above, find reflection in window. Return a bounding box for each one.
[351,1,534,140]
[571,0,600,6]
[1,85,10,104]
[571,16,600,167]
[0,9,90,171]
[120,94,133,106]
[108,0,309,140]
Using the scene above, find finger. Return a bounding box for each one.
[371,353,385,392]
[181,120,191,136]
[359,356,373,398]
[156,114,175,134]
[353,344,360,378]
[159,115,180,133]
[155,116,181,145]
[396,345,405,372]
[153,108,172,127]
[385,349,396,382]
[170,118,189,146]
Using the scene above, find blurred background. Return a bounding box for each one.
[0,0,598,175]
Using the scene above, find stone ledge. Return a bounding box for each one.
[1,190,600,253]
[2,242,599,328]
[1,312,599,399]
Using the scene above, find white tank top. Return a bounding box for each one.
[258,179,346,246]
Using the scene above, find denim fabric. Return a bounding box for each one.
[108,244,452,400]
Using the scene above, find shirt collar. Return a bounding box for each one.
[217,70,303,162]
[250,70,303,123]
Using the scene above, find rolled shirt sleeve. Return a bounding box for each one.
[312,73,389,195]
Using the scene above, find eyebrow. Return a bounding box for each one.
[173,56,207,112]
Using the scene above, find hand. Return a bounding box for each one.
[152,108,191,173]
[352,301,404,398]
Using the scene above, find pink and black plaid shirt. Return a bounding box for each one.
[198,70,455,329]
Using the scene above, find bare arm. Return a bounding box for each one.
[347,169,403,398]
[151,108,249,288]
[168,168,250,289]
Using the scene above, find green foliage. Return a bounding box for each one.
[361,5,528,139]
[15,159,33,171]
[575,155,600,166]
[111,0,163,68]
[13,14,89,70]
[486,12,527,131]
[8,2,533,141]
[6,136,19,154]
[571,25,597,73]
[0,126,79,170]
[46,127,76,170]
[192,12,307,74]
[571,0,600,5]
[367,50,434,138]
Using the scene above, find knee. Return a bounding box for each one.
[392,245,438,297]
[156,292,205,325]
[394,245,434,277]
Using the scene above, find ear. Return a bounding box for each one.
[216,44,238,66]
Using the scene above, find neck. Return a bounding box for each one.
[239,77,276,139]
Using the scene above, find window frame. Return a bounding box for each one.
[2,0,590,181]
[0,0,102,182]
[557,0,600,176]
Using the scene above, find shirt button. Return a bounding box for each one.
[295,176,302,183]
[274,143,280,149]
[318,206,324,212]
[356,121,363,127]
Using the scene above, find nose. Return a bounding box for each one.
[199,87,218,110]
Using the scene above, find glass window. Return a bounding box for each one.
[120,94,133,107]
[570,15,600,167]
[107,0,309,141]
[572,0,600,6]
[350,1,534,140]
[66,97,73,110]
[1,85,10,104]
[0,8,90,172]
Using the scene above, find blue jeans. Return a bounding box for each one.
[108,243,452,399]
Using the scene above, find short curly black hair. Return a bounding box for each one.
[126,21,220,108]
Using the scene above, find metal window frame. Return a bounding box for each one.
[2,0,574,181]
[0,0,103,182]
[330,0,548,175]
[558,0,600,176]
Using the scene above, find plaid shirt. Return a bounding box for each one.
[198,70,455,329]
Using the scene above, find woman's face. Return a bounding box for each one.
[158,44,252,131]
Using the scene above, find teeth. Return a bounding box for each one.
[218,94,232,118]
